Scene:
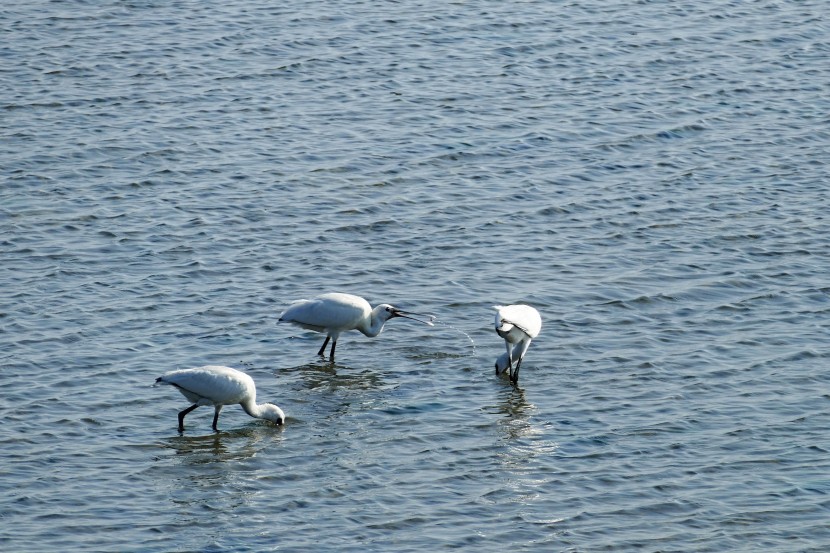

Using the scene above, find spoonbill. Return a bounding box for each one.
[155,365,285,432]
[494,304,542,384]
[278,292,434,360]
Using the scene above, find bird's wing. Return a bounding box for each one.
[160,366,249,403]
[279,296,365,331]
[498,305,542,338]
[278,299,326,332]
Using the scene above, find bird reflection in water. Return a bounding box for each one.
[163,425,280,463]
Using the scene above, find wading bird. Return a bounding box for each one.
[155,365,285,432]
[278,292,434,361]
[494,304,542,385]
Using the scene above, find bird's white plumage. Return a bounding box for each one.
[278,292,434,360]
[494,304,542,340]
[280,293,374,337]
[160,365,254,405]
[156,365,284,431]
[493,304,542,384]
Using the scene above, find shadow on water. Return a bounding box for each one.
[480,382,537,435]
[491,386,536,436]
[484,384,562,494]
[146,426,287,539]
[160,424,284,464]
[486,379,558,449]
[278,360,388,391]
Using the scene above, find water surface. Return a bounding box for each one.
[2,1,830,551]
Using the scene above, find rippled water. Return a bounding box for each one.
[3,0,830,551]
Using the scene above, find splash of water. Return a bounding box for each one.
[432,319,476,356]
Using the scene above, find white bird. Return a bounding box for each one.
[278,292,434,361]
[494,304,542,384]
[155,365,285,432]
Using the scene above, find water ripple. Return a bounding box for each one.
[3,0,830,551]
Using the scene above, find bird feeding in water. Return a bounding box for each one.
[278,292,435,361]
[155,365,285,432]
[494,304,542,385]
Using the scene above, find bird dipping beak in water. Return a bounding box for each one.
[494,304,541,385]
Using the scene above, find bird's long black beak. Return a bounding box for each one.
[391,309,435,326]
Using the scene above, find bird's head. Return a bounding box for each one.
[262,404,285,426]
[496,318,515,336]
[379,304,436,326]
[495,352,510,374]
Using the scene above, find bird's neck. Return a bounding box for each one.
[359,321,385,337]
[240,398,263,419]
[358,309,388,337]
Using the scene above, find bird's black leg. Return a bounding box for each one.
[212,406,223,432]
[329,339,337,361]
[511,359,523,385]
[317,336,331,357]
[178,404,199,432]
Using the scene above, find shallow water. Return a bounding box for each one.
[3,0,830,551]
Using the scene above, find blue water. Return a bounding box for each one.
[3,1,830,551]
